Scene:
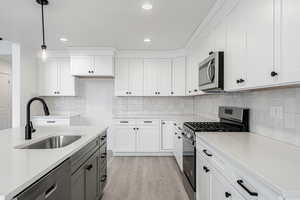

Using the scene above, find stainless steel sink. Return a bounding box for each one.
[18,135,82,149]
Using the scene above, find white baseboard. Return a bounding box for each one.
[113,152,174,157]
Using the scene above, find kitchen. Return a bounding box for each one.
[1,0,300,200]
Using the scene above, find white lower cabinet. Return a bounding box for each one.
[211,170,246,200]
[136,126,159,152]
[161,121,175,151]
[196,140,282,200]
[173,123,183,170]
[113,126,136,152]
[196,154,211,200]
[113,119,160,154]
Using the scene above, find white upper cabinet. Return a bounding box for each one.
[243,0,274,88]
[144,59,172,96]
[115,58,143,96]
[278,0,300,84]
[71,55,114,77]
[172,57,186,96]
[38,57,76,96]
[115,58,130,96]
[93,55,114,76]
[129,59,144,96]
[225,0,247,91]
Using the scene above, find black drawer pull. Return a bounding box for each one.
[203,149,213,157]
[237,180,258,197]
[101,153,107,158]
[203,166,210,173]
[101,175,107,182]
[85,164,93,171]
[177,136,181,139]
[174,132,178,135]
[45,184,57,199]
[144,121,153,123]
[46,120,56,123]
[120,121,129,123]
[225,192,231,198]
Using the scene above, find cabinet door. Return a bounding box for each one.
[279,0,300,84]
[186,56,193,96]
[70,56,93,76]
[172,57,186,96]
[115,58,129,96]
[243,0,274,88]
[93,55,114,76]
[58,58,76,96]
[156,59,172,96]
[113,126,136,152]
[161,121,174,150]
[71,167,85,200]
[211,170,246,200]
[136,126,159,152]
[38,58,58,96]
[225,1,247,91]
[196,154,211,200]
[129,59,144,96]
[144,59,158,96]
[85,152,99,200]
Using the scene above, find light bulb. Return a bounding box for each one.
[41,48,47,61]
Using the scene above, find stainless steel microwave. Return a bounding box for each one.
[198,51,224,91]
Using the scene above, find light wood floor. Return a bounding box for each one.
[102,157,189,200]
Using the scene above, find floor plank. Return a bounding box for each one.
[102,157,189,200]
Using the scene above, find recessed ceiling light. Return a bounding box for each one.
[60,37,68,42]
[142,3,153,10]
[144,38,151,43]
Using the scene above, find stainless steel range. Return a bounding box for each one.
[182,106,249,200]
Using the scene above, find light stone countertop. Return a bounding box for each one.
[196,132,300,198]
[0,125,107,200]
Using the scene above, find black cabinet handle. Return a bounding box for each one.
[203,166,210,173]
[126,92,129,94]
[120,121,129,123]
[225,192,231,198]
[178,136,181,139]
[236,79,240,84]
[194,89,198,92]
[101,136,106,141]
[174,132,178,135]
[271,71,278,77]
[158,92,160,94]
[188,90,191,93]
[237,180,258,197]
[85,164,93,171]
[44,183,57,199]
[203,149,213,157]
[171,91,174,95]
[101,175,107,182]
[239,78,245,83]
[101,153,107,158]
[133,128,136,130]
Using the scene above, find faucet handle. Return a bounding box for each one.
[30,121,36,133]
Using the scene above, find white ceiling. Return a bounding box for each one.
[0,0,216,50]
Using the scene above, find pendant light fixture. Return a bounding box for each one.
[36,0,49,60]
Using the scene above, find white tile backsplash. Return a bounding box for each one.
[193,87,300,146]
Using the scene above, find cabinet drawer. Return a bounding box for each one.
[113,119,136,125]
[136,119,159,126]
[32,118,70,126]
[70,138,99,174]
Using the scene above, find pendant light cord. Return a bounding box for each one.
[41,2,46,47]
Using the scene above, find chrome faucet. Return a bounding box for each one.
[25,97,50,140]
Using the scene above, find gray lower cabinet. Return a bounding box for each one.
[14,159,71,200]
[85,152,99,200]
[71,136,103,200]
